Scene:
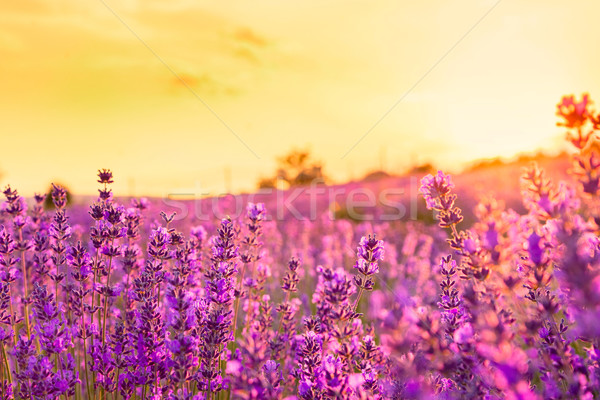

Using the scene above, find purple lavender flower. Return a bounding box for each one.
[353,235,384,292]
[31,283,68,354]
[97,169,114,185]
[420,171,464,230]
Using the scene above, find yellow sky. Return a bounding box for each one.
[1,0,599,197]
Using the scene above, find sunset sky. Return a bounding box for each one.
[1,0,599,197]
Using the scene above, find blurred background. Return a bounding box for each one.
[1,0,598,197]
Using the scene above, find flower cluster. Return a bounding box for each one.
[0,94,599,399]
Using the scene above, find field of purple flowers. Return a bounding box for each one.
[0,95,599,400]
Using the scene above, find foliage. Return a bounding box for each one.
[258,148,327,189]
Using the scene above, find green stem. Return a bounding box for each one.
[207,377,212,400]
[102,239,115,345]
[91,246,100,398]
[243,258,257,331]
[115,367,121,400]
[231,263,247,338]
[7,285,19,377]
[56,353,68,400]
[276,292,291,336]
[18,228,31,340]
[81,304,91,400]
[353,287,365,313]
[1,345,12,385]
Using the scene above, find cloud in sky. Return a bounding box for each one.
[234,27,267,47]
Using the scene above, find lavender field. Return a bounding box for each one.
[0,95,599,400]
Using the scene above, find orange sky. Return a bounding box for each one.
[1,0,599,197]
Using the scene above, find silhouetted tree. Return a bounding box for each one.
[258,148,327,189]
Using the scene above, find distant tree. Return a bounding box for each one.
[408,163,436,175]
[258,177,278,189]
[361,170,393,182]
[258,148,327,189]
